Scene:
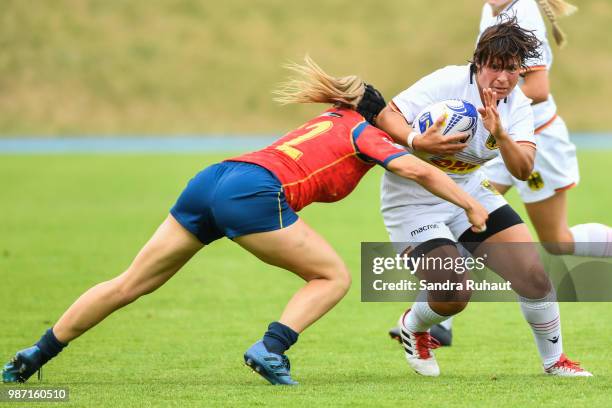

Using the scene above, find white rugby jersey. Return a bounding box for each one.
[389,64,535,182]
[479,0,557,129]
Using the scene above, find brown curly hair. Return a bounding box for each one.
[471,17,542,72]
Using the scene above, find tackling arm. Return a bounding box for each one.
[386,154,488,232]
[375,105,413,147]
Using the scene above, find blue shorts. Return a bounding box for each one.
[170,161,299,244]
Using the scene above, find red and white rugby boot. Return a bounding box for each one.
[544,354,593,377]
[397,310,441,377]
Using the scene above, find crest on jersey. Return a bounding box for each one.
[481,180,500,195]
[527,171,545,191]
[485,133,499,150]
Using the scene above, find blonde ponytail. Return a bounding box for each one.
[273,55,365,109]
[536,0,578,48]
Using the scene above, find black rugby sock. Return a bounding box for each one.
[262,321,299,355]
[35,328,67,364]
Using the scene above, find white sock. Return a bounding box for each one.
[570,223,612,257]
[438,317,453,330]
[519,291,562,368]
[403,301,448,332]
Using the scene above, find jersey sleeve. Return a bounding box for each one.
[478,3,493,45]
[390,67,450,124]
[353,124,409,168]
[518,1,549,70]
[508,94,536,149]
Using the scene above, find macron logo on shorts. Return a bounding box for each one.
[410,224,440,237]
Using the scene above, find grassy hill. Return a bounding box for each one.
[1,0,610,135]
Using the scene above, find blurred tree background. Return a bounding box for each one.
[0,0,610,135]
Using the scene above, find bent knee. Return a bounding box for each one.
[537,229,574,255]
[332,263,352,295]
[531,272,552,296]
[515,267,552,298]
[541,243,572,255]
[310,261,352,294]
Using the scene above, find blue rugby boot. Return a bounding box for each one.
[244,341,297,385]
[2,346,44,383]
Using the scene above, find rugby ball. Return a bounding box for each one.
[413,99,478,142]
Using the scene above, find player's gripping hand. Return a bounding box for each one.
[465,199,489,233]
[413,115,469,155]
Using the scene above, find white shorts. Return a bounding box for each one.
[381,170,508,253]
[483,116,579,204]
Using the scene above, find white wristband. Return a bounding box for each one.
[407,131,418,151]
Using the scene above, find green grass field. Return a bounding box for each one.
[1,152,611,407]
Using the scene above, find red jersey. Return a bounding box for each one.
[227,107,408,211]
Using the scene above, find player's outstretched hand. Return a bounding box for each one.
[466,200,489,233]
[413,114,468,155]
[477,88,503,139]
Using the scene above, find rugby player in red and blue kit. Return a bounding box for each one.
[2,57,487,386]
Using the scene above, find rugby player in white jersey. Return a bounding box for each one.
[421,0,612,352]
[376,19,591,377]
[481,0,611,258]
